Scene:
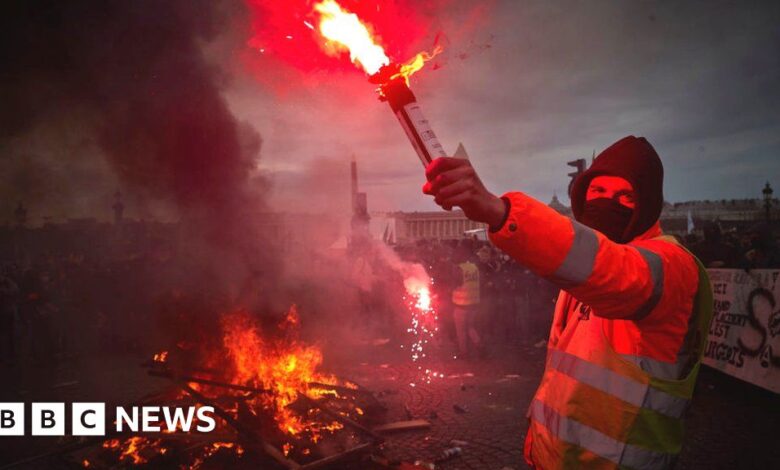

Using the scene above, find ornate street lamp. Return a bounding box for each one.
[763,181,773,224]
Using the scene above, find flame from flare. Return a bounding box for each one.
[314,0,389,75]
[404,277,433,312]
[414,284,432,312]
[313,0,440,81]
[403,275,440,383]
[391,46,443,83]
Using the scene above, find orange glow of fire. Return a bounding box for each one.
[103,306,352,466]
[153,350,168,363]
[220,306,344,438]
[102,437,166,465]
[313,0,439,82]
[188,442,244,469]
[391,46,443,84]
[103,433,244,468]
[282,305,300,328]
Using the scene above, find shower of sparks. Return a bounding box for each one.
[403,277,440,385]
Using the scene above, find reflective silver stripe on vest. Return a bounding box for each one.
[619,354,689,381]
[530,399,676,470]
[630,247,664,321]
[548,349,689,418]
[623,264,703,381]
[551,220,599,287]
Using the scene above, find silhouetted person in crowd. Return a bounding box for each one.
[429,244,460,345]
[691,222,740,268]
[740,225,780,269]
[500,259,534,342]
[0,269,20,366]
[476,245,502,341]
[19,267,58,363]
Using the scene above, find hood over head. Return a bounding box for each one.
[571,136,664,242]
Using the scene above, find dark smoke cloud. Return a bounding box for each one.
[0,0,264,224]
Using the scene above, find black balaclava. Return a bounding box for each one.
[579,198,634,243]
[570,136,664,243]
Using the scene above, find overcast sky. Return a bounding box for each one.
[225,0,780,215]
[2,1,778,223]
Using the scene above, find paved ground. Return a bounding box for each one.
[328,342,540,470]
[1,338,777,469]
[328,340,780,470]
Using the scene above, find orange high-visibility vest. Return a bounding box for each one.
[489,193,713,469]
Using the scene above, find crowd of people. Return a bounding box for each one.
[395,238,560,357]
[392,222,780,357]
[0,249,211,369]
[1,222,777,368]
[686,222,780,269]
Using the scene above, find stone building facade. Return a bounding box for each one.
[382,195,778,243]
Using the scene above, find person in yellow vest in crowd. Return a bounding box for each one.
[451,242,483,358]
[423,136,713,469]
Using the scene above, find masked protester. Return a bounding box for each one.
[423,136,713,470]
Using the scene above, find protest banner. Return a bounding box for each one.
[704,269,780,393]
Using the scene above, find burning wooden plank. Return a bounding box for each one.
[295,393,384,444]
[180,382,301,470]
[147,367,272,394]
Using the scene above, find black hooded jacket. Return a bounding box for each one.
[570,135,664,242]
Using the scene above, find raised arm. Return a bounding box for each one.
[422,157,697,319]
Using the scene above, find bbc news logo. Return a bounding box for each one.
[0,403,215,436]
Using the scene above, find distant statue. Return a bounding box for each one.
[112,191,125,223]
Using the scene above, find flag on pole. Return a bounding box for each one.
[687,209,695,234]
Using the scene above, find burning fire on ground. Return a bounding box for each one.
[219,306,346,438]
[152,350,168,363]
[94,305,369,467]
[102,437,166,465]
[96,437,244,469]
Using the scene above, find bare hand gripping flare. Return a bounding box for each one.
[314,0,446,167]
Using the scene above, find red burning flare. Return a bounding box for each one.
[244,0,440,85]
[403,276,441,384]
[313,0,441,83]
